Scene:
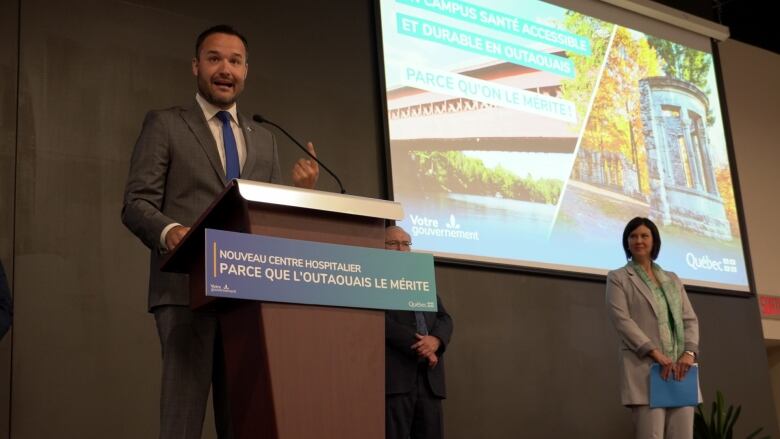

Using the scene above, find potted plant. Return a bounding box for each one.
[694,390,770,439]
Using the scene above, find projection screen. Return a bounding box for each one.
[377,0,750,292]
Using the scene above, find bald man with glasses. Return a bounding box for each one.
[384,226,453,439]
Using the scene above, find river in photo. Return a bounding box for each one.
[397,191,559,262]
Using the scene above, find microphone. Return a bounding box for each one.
[252,114,346,194]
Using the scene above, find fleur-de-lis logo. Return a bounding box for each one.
[445,214,460,229]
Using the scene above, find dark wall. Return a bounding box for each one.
[0,0,18,437]
[2,0,777,438]
[438,264,776,437]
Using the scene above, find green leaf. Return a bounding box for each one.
[723,405,735,438]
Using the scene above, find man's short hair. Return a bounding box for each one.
[195,24,249,59]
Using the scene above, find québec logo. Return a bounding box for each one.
[685,253,738,273]
[445,214,460,229]
[408,300,435,309]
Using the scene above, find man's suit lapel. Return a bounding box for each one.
[181,102,227,184]
[238,113,257,176]
[626,265,659,315]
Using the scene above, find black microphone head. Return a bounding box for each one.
[252,114,267,124]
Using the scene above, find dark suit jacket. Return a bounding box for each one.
[122,100,281,310]
[386,296,453,398]
[0,261,12,339]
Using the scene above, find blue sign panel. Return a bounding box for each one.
[205,229,438,311]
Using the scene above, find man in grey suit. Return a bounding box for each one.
[122,25,319,439]
[384,226,453,439]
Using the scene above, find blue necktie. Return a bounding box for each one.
[415,312,429,336]
[216,111,240,181]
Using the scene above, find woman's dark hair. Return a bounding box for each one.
[622,217,661,260]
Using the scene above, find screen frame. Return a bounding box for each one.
[371,0,756,297]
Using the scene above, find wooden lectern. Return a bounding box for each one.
[162,180,403,439]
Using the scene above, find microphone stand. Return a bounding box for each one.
[253,114,347,194]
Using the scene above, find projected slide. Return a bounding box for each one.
[378,0,749,291]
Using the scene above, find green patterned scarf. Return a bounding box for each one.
[629,261,684,360]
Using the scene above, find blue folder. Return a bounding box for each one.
[649,363,699,408]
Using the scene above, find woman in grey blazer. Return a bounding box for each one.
[606,217,699,439]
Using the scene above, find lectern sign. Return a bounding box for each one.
[205,228,438,311]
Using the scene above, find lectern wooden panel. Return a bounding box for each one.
[162,180,403,439]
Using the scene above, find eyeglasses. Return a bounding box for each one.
[385,240,412,249]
